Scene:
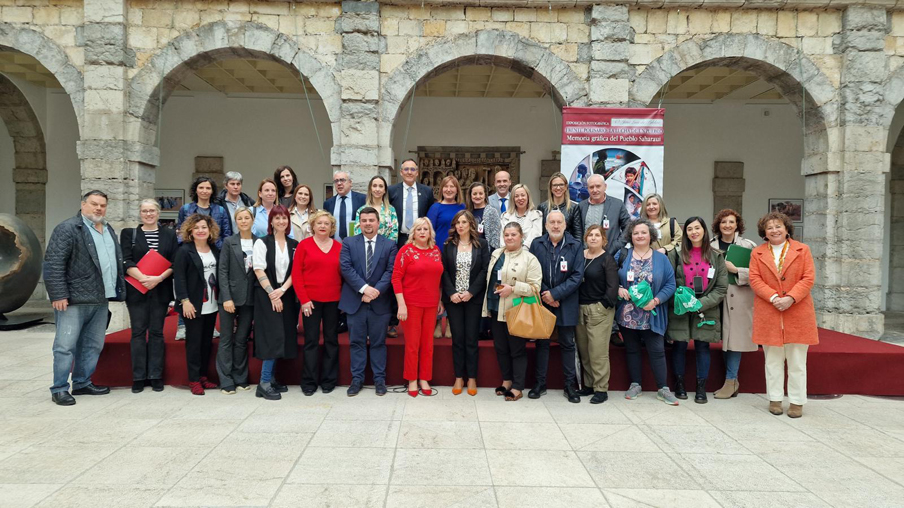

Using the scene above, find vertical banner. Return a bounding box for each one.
[560,107,664,219]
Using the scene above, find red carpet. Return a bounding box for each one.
[93,315,904,395]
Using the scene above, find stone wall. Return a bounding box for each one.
[0,0,902,336]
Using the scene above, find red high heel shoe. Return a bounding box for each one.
[408,390,418,398]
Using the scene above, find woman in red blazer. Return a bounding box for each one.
[748,212,818,419]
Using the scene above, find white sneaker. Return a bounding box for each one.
[175,325,186,341]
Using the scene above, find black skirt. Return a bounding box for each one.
[252,286,299,360]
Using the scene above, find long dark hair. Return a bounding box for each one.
[274,165,297,195]
[445,210,481,249]
[189,176,218,203]
[680,216,713,265]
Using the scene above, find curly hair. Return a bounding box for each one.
[621,218,660,245]
[445,210,481,249]
[757,212,795,240]
[308,209,337,238]
[180,213,219,245]
[406,217,436,248]
[713,209,746,236]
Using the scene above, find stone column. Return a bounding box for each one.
[712,161,745,216]
[589,4,634,107]
[889,138,904,311]
[335,0,384,191]
[815,5,890,338]
[80,0,158,330]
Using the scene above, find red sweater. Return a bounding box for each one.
[392,244,444,308]
[291,237,342,304]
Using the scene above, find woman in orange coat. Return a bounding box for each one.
[748,212,818,419]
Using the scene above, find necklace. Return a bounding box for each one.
[769,241,790,273]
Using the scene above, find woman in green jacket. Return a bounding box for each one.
[667,216,728,404]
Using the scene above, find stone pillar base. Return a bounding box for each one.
[817,311,884,340]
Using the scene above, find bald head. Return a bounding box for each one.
[587,174,607,204]
[494,171,511,197]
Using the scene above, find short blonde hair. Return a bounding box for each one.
[509,184,535,212]
[308,209,337,237]
[139,198,160,212]
[405,217,436,249]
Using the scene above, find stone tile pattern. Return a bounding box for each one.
[1,329,904,507]
[1,0,903,338]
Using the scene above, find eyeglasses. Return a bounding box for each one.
[400,167,418,173]
[140,210,158,215]
[551,183,566,188]
[333,178,348,184]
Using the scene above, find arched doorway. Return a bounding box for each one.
[883,88,904,342]
[127,22,341,219]
[381,30,589,199]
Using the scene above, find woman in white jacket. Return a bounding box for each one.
[710,209,758,399]
[500,184,543,249]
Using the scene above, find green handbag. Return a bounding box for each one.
[627,280,657,316]
[673,286,715,328]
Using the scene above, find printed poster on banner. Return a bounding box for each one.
[560,108,664,220]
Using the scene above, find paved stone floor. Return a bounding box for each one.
[2,327,904,508]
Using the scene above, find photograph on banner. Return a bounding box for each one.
[560,108,664,220]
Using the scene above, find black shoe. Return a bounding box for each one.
[256,383,281,400]
[610,332,625,347]
[302,387,315,396]
[52,391,76,406]
[590,392,609,404]
[321,386,335,394]
[72,383,110,395]
[271,381,288,393]
[347,381,363,397]
[528,385,547,399]
[132,381,144,393]
[150,379,164,392]
[695,378,708,404]
[576,386,594,397]
[564,385,581,403]
[674,377,688,400]
[375,382,387,396]
[337,322,349,334]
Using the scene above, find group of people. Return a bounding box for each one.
[43,160,819,417]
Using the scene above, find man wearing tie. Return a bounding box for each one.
[388,159,436,247]
[324,171,366,242]
[339,208,398,396]
[487,170,512,213]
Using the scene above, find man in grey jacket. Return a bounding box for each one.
[575,174,632,253]
[43,190,125,406]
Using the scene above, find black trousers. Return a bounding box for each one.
[126,296,168,381]
[533,325,578,387]
[619,327,667,389]
[301,300,340,391]
[447,297,482,379]
[492,320,528,391]
[185,312,217,382]
[216,304,253,389]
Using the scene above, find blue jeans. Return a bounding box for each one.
[260,359,276,383]
[724,350,742,380]
[51,303,108,394]
[671,340,711,380]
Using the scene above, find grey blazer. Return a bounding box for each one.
[575,196,632,254]
[218,234,258,307]
[487,193,510,213]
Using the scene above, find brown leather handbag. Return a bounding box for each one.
[505,289,556,339]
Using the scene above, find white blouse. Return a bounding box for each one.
[253,238,290,284]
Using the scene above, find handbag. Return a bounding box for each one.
[505,289,556,340]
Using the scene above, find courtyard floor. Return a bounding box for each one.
[1,325,903,508]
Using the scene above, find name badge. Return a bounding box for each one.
[477,223,484,234]
[497,270,503,281]
[707,267,715,279]
[560,259,568,272]
[627,270,635,282]
[603,219,610,230]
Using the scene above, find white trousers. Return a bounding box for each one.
[763,343,809,405]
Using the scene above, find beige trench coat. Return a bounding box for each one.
[711,234,758,352]
[481,246,542,322]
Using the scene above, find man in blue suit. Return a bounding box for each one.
[339,207,398,396]
[324,171,366,242]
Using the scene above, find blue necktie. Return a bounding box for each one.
[339,196,347,239]
[405,187,414,231]
[500,197,507,213]
[366,240,374,277]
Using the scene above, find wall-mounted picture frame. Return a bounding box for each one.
[159,213,178,230]
[768,198,803,223]
[794,224,804,242]
[155,189,185,213]
[324,183,334,201]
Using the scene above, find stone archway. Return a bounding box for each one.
[0,74,47,245]
[0,24,84,131]
[379,30,590,167]
[128,21,343,149]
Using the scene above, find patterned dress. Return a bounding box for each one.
[353,202,399,242]
[617,256,654,330]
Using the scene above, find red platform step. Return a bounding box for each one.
[93,315,904,396]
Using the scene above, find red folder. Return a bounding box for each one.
[125,249,172,294]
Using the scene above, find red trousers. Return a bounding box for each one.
[402,305,436,381]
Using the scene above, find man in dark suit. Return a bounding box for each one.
[574,174,632,253]
[388,159,436,246]
[339,207,398,396]
[324,170,366,242]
